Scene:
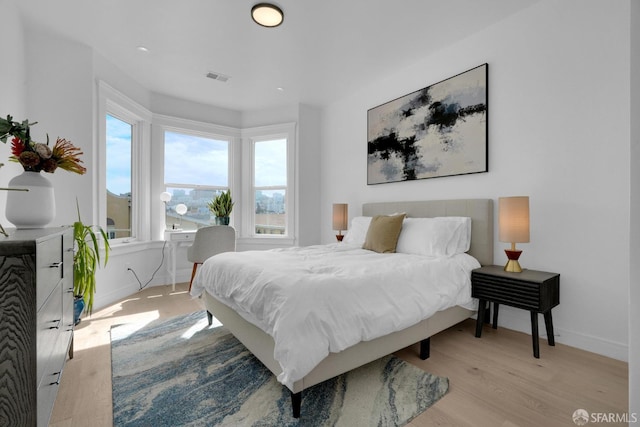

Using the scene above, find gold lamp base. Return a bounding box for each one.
[504,249,523,273]
[504,259,522,273]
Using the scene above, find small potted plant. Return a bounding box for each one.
[207,189,234,225]
[73,201,110,323]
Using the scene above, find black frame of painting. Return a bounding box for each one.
[367,63,488,185]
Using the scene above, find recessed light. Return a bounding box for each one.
[277,87,285,92]
[251,3,284,28]
[137,46,150,53]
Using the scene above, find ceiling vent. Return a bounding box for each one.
[206,72,230,82]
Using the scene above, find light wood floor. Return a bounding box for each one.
[50,283,628,427]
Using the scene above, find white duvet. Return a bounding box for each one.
[190,243,480,389]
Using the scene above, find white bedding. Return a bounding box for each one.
[190,243,480,389]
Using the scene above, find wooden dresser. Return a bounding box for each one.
[0,227,75,426]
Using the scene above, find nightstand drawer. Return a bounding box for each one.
[472,268,560,312]
[472,274,541,310]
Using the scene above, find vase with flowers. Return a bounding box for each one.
[0,115,86,228]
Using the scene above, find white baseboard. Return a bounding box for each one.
[488,309,628,362]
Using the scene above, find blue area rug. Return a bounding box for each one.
[111,311,448,426]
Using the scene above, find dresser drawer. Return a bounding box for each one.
[36,236,64,311]
[37,370,61,427]
[36,282,63,383]
[37,321,71,427]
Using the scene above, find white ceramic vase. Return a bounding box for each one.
[6,170,56,229]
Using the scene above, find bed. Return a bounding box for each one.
[191,199,493,417]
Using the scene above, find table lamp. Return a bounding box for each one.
[332,203,348,241]
[175,203,187,228]
[160,191,172,203]
[499,196,530,273]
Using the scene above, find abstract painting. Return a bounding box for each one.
[367,64,488,184]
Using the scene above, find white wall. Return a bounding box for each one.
[297,104,322,247]
[321,0,631,361]
[151,92,242,129]
[24,30,94,226]
[629,0,639,417]
[0,0,27,224]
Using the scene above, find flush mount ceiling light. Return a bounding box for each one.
[251,3,284,28]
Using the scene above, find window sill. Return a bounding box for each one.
[108,239,165,255]
[236,236,295,250]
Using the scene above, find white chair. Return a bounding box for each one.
[186,225,236,290]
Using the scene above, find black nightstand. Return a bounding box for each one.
[472,265,560,358]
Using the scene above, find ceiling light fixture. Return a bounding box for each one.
[251,3,284,28]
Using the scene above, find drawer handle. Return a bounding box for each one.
[50,371,62,386]
[49,319,61,330]
[49,262,63,268]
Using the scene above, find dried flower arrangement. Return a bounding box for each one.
[0,115,86,174]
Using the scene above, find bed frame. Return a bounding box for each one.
[203,199,494,417]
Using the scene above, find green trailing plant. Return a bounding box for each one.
[207,189,234,218]
[73,201,110,314]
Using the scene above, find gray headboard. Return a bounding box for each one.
[362,199,494,266]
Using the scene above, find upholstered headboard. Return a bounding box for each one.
[362,199,494,266]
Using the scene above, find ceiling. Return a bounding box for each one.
[15,0,538,112]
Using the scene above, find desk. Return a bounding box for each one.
[164,230,196,291]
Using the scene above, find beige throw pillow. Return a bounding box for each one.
[362,214,406,253]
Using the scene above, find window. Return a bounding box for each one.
[242,122,296,241]
[98,81,152,242]
[253,138,287,235]
[106,114,132,239]
[163,131,230,229]
[99,81,295,246]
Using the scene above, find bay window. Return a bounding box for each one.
[99,81,296,246]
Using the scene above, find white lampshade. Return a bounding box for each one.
[175,204,188,216]
[499,196,530,243]
[332,204,348,231]
[160,191,172,202]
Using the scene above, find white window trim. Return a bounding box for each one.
[97,81,152,243]
[96,90,296,247]
[154,114,241,231]
[241,123,296,245]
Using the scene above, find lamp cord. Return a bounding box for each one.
[127,240,167,291]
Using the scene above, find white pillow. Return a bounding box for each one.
[342,216,372,245]
[396,217,471,256]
